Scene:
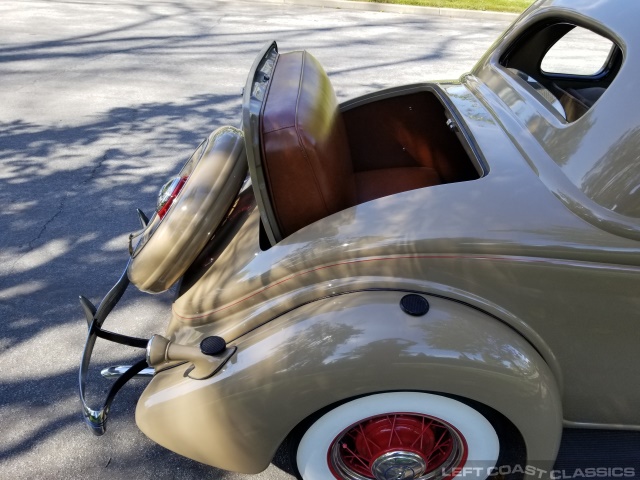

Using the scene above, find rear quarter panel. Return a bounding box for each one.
[138,292,562,474]
[168,82,640,428]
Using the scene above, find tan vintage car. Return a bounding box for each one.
[78,0,640,479]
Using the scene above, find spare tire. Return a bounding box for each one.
[128,126,247,293]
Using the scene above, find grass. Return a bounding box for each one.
[351,0,533,13]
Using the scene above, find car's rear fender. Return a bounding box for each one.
[136,290,562,475]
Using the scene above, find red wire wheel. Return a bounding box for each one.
[328,413,467,480]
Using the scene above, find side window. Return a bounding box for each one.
[500,22,622,122]
[541,27,614,76]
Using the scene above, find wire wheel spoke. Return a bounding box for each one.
[329,412,466,480]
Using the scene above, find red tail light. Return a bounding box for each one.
[156,176,188,219]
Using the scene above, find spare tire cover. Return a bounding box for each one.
[128,126,247,293]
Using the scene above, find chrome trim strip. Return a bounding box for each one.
[101,366,155,379]
[563,420,640,431]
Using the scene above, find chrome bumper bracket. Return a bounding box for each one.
[78,259,150,436]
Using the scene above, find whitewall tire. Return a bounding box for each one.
[296,392,500,480]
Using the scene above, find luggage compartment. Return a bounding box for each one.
[341,88,483,204]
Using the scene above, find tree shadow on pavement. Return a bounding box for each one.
[0,2,511,478]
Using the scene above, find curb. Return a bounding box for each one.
[256,0,519,21]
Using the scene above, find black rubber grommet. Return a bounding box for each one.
[200,336,227,356]
[400,294,429,316]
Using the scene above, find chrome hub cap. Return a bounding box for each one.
[371,451,427,480]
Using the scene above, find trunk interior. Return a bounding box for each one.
[341,89,482,204]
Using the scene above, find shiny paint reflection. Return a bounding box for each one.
[137,292,561,474]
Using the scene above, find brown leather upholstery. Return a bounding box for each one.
[259,51,478,238]
[260,51,356,238]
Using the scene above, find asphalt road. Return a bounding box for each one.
[0,1,512,478]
